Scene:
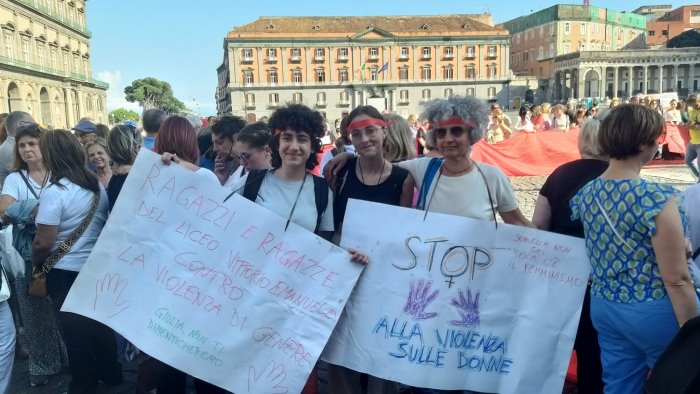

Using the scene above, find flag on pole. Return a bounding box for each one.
[360,63,366,71]
[378,62,388,73]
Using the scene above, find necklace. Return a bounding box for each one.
[441,161,472,176]
[358,158,387,185]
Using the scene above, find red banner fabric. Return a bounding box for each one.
[471,129,583,176]
[663,123,689,155]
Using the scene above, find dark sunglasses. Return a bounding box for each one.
[434,126,470,139]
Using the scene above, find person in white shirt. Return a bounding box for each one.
[514,106,534,133]
[0,111,35,188]
[32,129,122,393]
[550,104,571,131]
[665,99,682,125]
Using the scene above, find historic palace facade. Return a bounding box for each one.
[0,0,107,127]
[216,15,525,121]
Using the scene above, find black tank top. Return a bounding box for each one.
[334,158,409,228]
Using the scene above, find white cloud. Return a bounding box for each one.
[96,70,141,113]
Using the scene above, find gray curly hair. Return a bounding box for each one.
[421,96,489,146]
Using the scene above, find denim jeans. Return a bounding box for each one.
[0,301,15,394]
[685,143,700,179]
[49,269,122,394]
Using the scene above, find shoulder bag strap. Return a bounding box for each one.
[594,197,636,251]
[312,175,329,233]
[41,191,100,274]
[18,171,39,199]
[474,163,498,229]
[416,158,443,210]
[242,169,268,202]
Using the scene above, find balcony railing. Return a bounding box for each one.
[337,99,350,107]
[241,55,254,63]
[244,101,255,109]
[398,54,409,60]
[337,54,349,61]
[0,55,108,88]
[398,98,409,105]
[316,100,327,107]
[421,54,432,59]
[230,75,507,88]
[368,54,379,60]
[18,0,92,37]
[314,55,325,62]
[443,53,454,59]
[465,53,476,59]
[266,56,277,62]
[289,54,301,62]
[267,101,280,108]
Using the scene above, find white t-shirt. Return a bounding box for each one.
[397,157,518,221]
[230,171,334,233]
[515,117,534,132]
[222,166,245,189]
[1,170,44,201]
[35,179,108,272]
[320,145,356,177]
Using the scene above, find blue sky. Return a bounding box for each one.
[88,1,691,116]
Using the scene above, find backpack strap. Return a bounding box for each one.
[242,169,269,202]
[416,158,444,210]
[312,175,329,233]
[331,148,340,157]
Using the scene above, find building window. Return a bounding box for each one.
[538,46,543,59]
[3,32,14,60]
[245,93,255,106]
[422,46,431,59]
[36,43,44,66]
[316,68,326,82]
[466,46,475,58]
[293,69,302,83]
[50,47,57,68]
[242,48,253,60]
[292,92,303,103]
[267,48,277,61]
[369,67,378,81]
[340,91,349,103]
[692,10,700,16]
[487,46,497,58]
[466,88,475,97]
[564,22,570,35]
[421,66,431,80]
[580,23,587,34]
[487,64,497,78]
[339,68,348,82]
[549,43,554,57]
[317,92,326,105]
[466,64,476,78]
[244,70,254,84]
[62,51,69,71]
[563,43,570,53]
[268,69,278,84]
[444,46,453,58]
[315,48,325,61]
[444,66,453,80]
[400,90,409,101]
[400,46,409,59]
[369,47,379,60]
[399,67,409,80]
[73,54,80,73]
[444,88,453,98]
[487,87,496,98]
[83,60,89,77]
[269,93,279,105]
[421,89,431,101]
[338,47,349,60]
[21,38,30,62]
[661,30,668,36]
[290,48,301,60]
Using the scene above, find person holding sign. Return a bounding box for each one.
[325,96,532,227]
[31,129,122,394]
[327,105,414,394]
[570,104,699,394]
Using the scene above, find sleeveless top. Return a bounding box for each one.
[334,158,409,228]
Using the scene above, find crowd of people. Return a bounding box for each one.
[0,93,698,394]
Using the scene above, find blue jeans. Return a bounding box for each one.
[49,269,122,394]
[685,143,700,179]
[591,295,682,394]
[0,301,15,394]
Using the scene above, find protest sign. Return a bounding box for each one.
[322,199,591,393]
[62,150,363,393]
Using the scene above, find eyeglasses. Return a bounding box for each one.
[434,126,470,139]
[350,126,379,141]
[236,147,265,163]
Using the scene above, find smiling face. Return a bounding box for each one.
[435,124,472,160]
[348,115,386,159]
[278,129,311,169]
[87,144,109,169]
[17,135,41,165]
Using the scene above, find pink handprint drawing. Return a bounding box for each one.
[248,360,288,393]
[449,288,481,327]
[93,272,131,319]
[403,279,440,320]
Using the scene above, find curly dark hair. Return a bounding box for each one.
[211,115,247,141]
[267,104,324,170]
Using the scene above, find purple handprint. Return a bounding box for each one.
[449,288,480,327]
[403,280,440,320]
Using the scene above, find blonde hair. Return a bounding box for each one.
[531,105,543,117]
[578,118,604,158]
[384,115,416,162]
[541,103,551,114]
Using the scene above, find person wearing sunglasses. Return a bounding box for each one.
[233,122,272,175]
[210,115,247,187]
[325,96,531,227]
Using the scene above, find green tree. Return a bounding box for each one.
[666,29,700,48]
[108,108,140,124]
[124,77,187,113]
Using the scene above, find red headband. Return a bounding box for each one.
[435,117,478,128]
[274,128,293,136]
[346,118,391,132]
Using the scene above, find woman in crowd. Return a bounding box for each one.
[550,104,570,131]
[384,114,417,163]
[416,119,430,156]
[530,105,546,132]
[679,99,690,124]
[157,115,223,394]
[649,99,663,116]
[572,108,586,127]
[0,113,8,145]
[570,104,698,394]
[233,122,273,175]
[514,105,534,133]
[85,139,112,189]
[0,124,68,388]
[106,123,143,212]
[532,118,608,394]
[665,99,682,125]
[541,102,552,126]
[211,115,247,187]
[32,129,122,394]
[326,106,413,394]
[486,113,511,143]
[327,96,532,226]
[320,120,355,173]
[196,125,216,172]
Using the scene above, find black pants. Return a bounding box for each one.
[48,269,123,394]
[574,286,604,394]
[156,360,227,394]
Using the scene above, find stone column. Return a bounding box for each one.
[281,47,287,83]
[305,47,312,83]
[643,66,648,95]
[435,45,441,81]
[613,67,618,98]
[456,44,462,81]
[329,46,335,83]
[673,64,679,92]
[599,67,605,98]
[628,66,634,97]
[256,47,263,84]
[412,46,417,80]
[65,88,75,126]
[230,48,238,84]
